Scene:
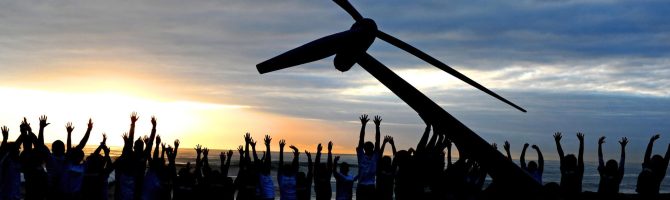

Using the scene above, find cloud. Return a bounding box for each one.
[0,0,669,159]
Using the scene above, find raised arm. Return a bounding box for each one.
[358,114,369,148]
[153,135,161,161]
[644,134,659,165]
[223,150,233,177]
[619,137,627,177]
[520,143,529,169]
[380,136,390,157]
[75,119,93,150]
[598,136,605,168]
[66,122,74,152]
[533,145,544,174]
[577,132,584,170]
[1,126,8,148]
[38,115,50,146]
[553,132,564,161]
[129,112,139,144]
[314,143,322,173]
[290,145,300,172]
[250,139,259,163]
[144,116,158,157]
[264,135,272,169]
[305,150,313,181]
[332,156,342,180]
[503,141,512,160]
[93,133,107,156]
[389,137,397,156]
[278,139,286,174]
[244,133,251,163]
[327,141,333,175]
[374,115,382,152]
[416,124,431,153]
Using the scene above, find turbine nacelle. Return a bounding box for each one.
[334,18,377,72]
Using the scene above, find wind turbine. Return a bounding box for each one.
[257,0,541,195]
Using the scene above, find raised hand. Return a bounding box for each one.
[279,139,286,149]
[203,148,209,157]
[66,122,75,133]
[383,135,391,144]
[598,136,606,145]
[619,137,628,147]
[524,143,529,149]
[130,112,139,123]
[174,139,180,149]
[39,115,50,128]
[249,139,257,148]
[87,118,93,129]
[102,133,107,144]
[142,135,150,145]
[2,126,8,140]
[21,117,31,132]
[531,144,539,150]
[289,145,299,156]
[244,133,252,143]
[651,134,660,141]
[122,132,129,141]
[553,132,562,142]
[156,135,161,145]
[237,145,244,155]
[151,116,157,126]
[328,141,333,151]
[103,145,110,156]
[220,152,226,161]
[504,141,510,151]
[359,114,370,125]
[264,135,272,146]
[227,150,233,158]
[576,132,585,141]
[373,115,382,126]
[195,144,203,155]
[305,150,311,158]
[317,143,323,153]
[491,142,498,150]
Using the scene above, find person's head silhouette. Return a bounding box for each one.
[563,154,577,171]
[52,140,65,157]
[527,161,538,172]
[364,141,374,157]
[340,162,350,175]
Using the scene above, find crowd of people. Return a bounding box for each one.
[0,113,668,200]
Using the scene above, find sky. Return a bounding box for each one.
[0,0,669,160]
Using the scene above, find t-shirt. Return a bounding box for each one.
[141,170,161,200]
[334,171,355,200]
[530,170,542,184]
[278,175,297,200]
[356,147,379,186]
[258,174,275,199]
[1,158,21,200]
[60,163,85,194]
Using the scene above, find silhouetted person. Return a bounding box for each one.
[554,132,584,197]
[376,135,396,200]
[235,133,257,200]
[60,119,93,200]
[278,139,299,200]
[296,150,313,200]
[636,134,669,199]
[82,134,114,200]
[597,136,627,197]
[1,126,22,200]
[503,141,512,160]
[219,150,235,200]
[314,142,333,200]
[356,114,381,200]
[520,143,544,183]
[333,156,357,200]
[255,135,275,200]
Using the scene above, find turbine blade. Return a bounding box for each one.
[376,30,527,113]
[257,30,356,74]
[333,0,363,21]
